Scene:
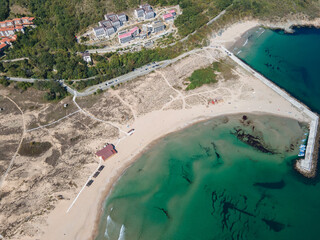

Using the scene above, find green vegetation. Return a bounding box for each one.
[186,60,238,90]
[212,60,237,80]
[33,80,68,101]
[0,0,10,20]
[71,47,181,91]
[1,0,319,83]
[0,77,68,100]
[96,88,103,94]
[15,81,32,91]
[18,141,52,157]
[186,66,217,90]
[0,76,10,87]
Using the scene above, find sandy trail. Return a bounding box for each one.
[0,95,25,189]
[2,19,317,240]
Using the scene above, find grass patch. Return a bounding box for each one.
[213,60,238,80]
[19,141,52,157]
[186,60,238,90]
[186,64,218,90]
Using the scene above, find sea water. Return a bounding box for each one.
[95,114,320,240]
[233,27,320,113]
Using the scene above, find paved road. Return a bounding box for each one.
[7,46,211,97]
[1,57,29,63]
[169,9,227,47]
[73,47,215,96]
[88,7,227,54]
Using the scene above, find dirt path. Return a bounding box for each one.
[26,110,81,132]
[72,95,128,136]
[158,71,187,109]
[112,91,137,122]
[0,96,26,189]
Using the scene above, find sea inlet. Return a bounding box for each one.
[95,114,320,240]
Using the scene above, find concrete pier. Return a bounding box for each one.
[219,46,319,176]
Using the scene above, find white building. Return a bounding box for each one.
[82,52,92,63]
[93,26,107,39]
[135,8,144,18]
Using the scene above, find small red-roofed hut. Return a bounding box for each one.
[96,144,117,161]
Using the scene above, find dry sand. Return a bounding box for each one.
[0,21,314,240]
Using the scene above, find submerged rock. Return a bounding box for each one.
[262,218,286,232]
[254,180,285,189]
[231,127,275,154]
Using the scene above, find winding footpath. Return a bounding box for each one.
[0,96,26,189]
[4,37,319,176]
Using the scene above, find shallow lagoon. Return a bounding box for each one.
[95,114,320,240]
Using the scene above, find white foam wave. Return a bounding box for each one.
[104,215,115,238]
[237,50,242,55]
[257,29,265,38]
[118,224,126,240]
[243,38,248,46]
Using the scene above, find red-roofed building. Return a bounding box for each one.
[21,17,34,25]
[96,144,117,161]
[14,25,25,33]
[0,27,15,37]
[13,18,22,26]
[163,13,174,21]
[4,20,14,27]
[0,16,34,38]
[118,26,139,43]
[169,10,176,16]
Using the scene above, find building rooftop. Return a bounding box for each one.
[0,27,15,31]
[94,26,105,31]
[99,20,112,28]
[169,10,176,13]
[0,43,7,50]
[130,26,139,32]
[96,144,117,161]
[163,13,173,19]
[119,26,139,39]
[153,22,164,28]
[119,32,132,39]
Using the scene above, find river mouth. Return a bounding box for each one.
[94,113,319,240]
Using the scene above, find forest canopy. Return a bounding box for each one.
[1,0,320,80]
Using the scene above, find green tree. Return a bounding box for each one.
[0,76,10,87]
[0,0,9,21]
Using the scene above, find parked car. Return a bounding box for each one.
[86,180,94,187]
[98,165,105,171]
[93,171,100,178]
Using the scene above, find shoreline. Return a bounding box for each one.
[32,19,320,240]
[220,45,319,177]
[80,21,317,240]
[90,21,320,236]
[90,111,309,239]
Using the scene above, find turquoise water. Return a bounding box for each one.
[234,27,320,113]
[95,114,320,240]
[95,28,320,240]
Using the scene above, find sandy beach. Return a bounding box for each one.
[40,22,312,240]
[0,20,316,240]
